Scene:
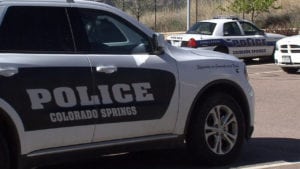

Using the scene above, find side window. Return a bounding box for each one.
[223,22,242,36]
[240,21,261,35]
[69,8,152,54]
[0,6,74,53]
[187,22,216,35]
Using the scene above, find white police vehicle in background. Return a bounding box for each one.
[275,35,300,73]
[167,16,285,60]
[0,1,254,169]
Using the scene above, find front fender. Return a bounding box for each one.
[0,98,26,154]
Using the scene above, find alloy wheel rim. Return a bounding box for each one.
[204,105,238,155]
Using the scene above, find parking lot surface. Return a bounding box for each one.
[39,62,300,169]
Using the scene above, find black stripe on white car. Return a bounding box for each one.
[1,67,176,131]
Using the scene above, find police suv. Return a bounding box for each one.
[167,17,285,60]
[0,1,254,169]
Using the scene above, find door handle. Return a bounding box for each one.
[96,65,117,74]
[0,67,18,77]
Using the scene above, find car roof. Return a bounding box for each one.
[0,0,76,2]
[196,18,251,24]
[0,0,104,6]
[197,19,238,24]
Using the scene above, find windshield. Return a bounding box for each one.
[187,22,216,35]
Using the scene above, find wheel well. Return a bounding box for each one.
[0,109,21,169]
[185,80,251,139]
[214,45,229,54]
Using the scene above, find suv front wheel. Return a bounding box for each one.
[0,132,10,169]
[187,93,245,165]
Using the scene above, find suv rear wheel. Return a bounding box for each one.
[187,93,245,165]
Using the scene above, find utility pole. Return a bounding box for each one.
[187,0,191,30]
[196,0,198,22]
[155,0,157,31]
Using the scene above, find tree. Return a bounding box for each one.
[227,0,249,19]
[110,0,152,21]
[128,0,152,21]
[92,0,114,5]
[225,0,281,22]
[111,0,126,10]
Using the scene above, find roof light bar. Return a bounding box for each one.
[213,16,239,20]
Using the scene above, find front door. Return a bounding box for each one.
[239,21,274,57]
[69,8,179,142]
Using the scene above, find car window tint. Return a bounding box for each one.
[0,6,74,53]
[187,22,216,35]
[240,21,260,35]
[223,22,242,36]
[70,8,152,54]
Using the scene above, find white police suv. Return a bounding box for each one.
[167,17,285,60]
[0,1,254,169]
[275,35,300,73]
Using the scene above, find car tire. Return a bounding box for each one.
[187,93,245,165]
[214,46,229,54]
[243,58,253,63]
[0,132,10,169]
[281,67,298,74]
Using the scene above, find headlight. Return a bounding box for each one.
[275,43,279,51]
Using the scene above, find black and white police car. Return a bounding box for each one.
[0,1,254,169]
[275,35,300,73]
[167,16,285,60]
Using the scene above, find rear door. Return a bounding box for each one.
[69,8,179,142]
[0,6,95,154]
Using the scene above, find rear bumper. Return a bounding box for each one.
[274,62,300,68]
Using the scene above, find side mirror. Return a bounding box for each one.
[152,33,165,55]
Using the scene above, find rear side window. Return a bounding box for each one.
[187,22,216,35]
[0,6,74,53]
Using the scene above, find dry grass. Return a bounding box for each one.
[255,0,300,28]
[140,0,232,32]
[138,0,300,32]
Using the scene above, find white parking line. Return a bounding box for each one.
[241,162,300,169]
